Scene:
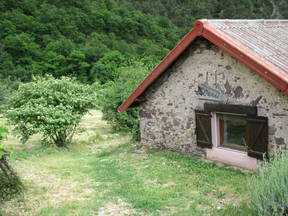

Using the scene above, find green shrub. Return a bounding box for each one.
[0,126,23,203]
[249,148,288,215]
[0,158,23,203]
[6,76,95,147]
[99,61,150,139]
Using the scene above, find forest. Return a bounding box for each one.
[0,0,287,83]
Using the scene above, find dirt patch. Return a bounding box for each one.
[205,189,240,211]
[128,146,149,159]
[97,199,135,216]
[145,178,161,187]
[217,192,235,205]
[162,181,176,187]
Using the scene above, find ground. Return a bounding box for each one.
[0,110,252,216]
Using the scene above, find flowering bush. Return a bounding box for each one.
[6,76,95,147]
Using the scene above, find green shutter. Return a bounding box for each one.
[246,116,268,160]
[195,111,212,149]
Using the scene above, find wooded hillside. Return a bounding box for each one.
[118,0,288,29]
[0,0,179,82]
[1,0,287,83]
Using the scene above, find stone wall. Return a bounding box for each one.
[139,38,288,157]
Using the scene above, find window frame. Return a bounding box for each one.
[217,113,247,151]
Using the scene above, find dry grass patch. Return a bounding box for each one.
[73,110,110,143]
[2,163,95,216]
[98,199,136,216]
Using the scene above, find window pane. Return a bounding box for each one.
[219,114,246,148]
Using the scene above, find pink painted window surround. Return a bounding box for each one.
[211,113,247,151]
[208,113,258,171]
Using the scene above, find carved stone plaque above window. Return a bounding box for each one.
[197,83,227,103]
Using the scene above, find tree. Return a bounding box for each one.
[6,76,95,147]
[90,51,127,84]
[99,60,150,139]
[66,50,90,81]
[1,33,42,81]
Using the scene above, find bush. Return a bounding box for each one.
[0,157,23,203]
[0,126,23,203]
[99,61,150,139]
[6,76,95,147]
[249,148,288,215]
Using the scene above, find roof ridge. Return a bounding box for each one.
[200,19,288,22]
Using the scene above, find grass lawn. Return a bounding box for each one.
[0,110,254,216]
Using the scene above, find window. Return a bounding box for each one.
[218,114,247,151]
[195,103,269,160]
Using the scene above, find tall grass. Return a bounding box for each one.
[250,148,288,216]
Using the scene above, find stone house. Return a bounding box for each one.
[118,19,288,170]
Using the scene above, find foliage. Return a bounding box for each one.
[90,51,128,84]
[0,0,283,82]
[249,148,288,216]
[6,76,95,147]
[0,125,23,203]
[119,0,286,29]
[99,61,150,139]
[0,78,20,114]
[0,158,23,203]
[0,0,180,82]
[0,126,8,159]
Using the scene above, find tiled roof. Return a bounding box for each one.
[207,20,288,72]
[118,19,288,112]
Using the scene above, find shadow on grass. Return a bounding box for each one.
[96,141,132,158]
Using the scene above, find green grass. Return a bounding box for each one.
[0,110,253,216]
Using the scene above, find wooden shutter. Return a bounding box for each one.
[195,111,212,149]
[246,116,268,160]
